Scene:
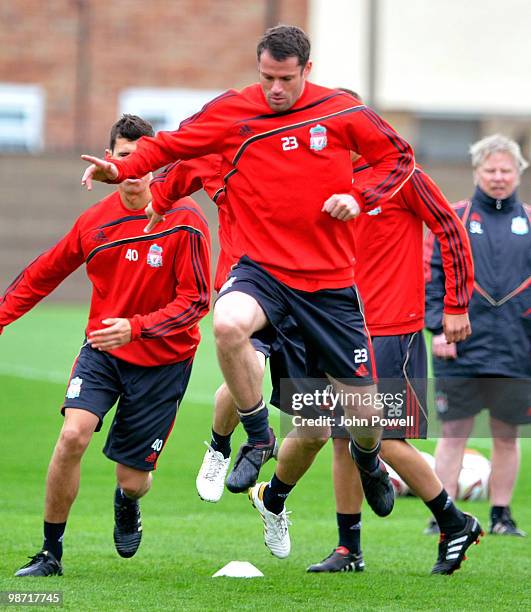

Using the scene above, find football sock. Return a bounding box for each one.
[425,489,467,533]
[238,398,270,445]
[116,487,138,504]
[263,474,295,515]
[337,512,361,554]
[210,428,232,459]
[490,505,507,524]
[351,439,380,473]
[43,520,66,561]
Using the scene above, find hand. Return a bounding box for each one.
[81,155,119,190]
[144,201,165,233]
[431,333,457,359]
[322,194,360,221]
[88,318,132,351]
[443,312,471,343]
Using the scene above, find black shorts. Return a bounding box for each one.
[372,333,427,439]
[250,325,279,358]
[269,328,427,440]
[63,343,193,470]
[218,256,375,385]
[435,376,531,425]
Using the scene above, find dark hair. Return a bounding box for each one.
[109,114,154,151]
[256,24,310,67]
[338,87,363,103]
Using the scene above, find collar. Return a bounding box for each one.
[473,186,518,213]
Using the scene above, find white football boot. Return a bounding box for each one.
[248,482,291,559]
[196,442,230,503]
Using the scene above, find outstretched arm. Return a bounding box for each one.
[0,222,84,335]
[80,91,235,190]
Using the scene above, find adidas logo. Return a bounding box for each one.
[239,124,254,137]
[144,452,157,463]
[354,364,369,377]
[92,229,107,243]
[445,534,468,560]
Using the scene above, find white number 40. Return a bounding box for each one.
[125,248,138,261]
[354,349,368,363]
[151,438,163,451]
[281,136,298,151]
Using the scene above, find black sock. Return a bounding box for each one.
[211,429,232,459]
[490,505,507,524]
[263,474,294,514]
[43,521,66,561]
[238,399,270,445]
[425,489,466,533]
[115,487,138,505]
[337,512,361,554]
[351,440,380,473]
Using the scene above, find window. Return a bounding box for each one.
[119,88,223,133]
[415,114,481,163]
[0,84,45,152]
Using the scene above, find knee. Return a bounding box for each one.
[213,313,250,350]
[440,421,470,441]
[57,427,91,457]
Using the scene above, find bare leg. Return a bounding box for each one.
[489,417,520,506]
[275,426,330,485]
[434,417,475,498]
[381,439,442,501]
[213,291,268,409]
[333,438,363,513]
[212,352,266,435]
[212,383,240,435]
[44,409,99,522]
[327,378,382,450]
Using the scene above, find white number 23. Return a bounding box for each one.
[281,136,298,151]
[354,349,368,363]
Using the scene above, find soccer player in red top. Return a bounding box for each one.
[306,147,481,575]
[1,115,211,577]
[81,26,464,556]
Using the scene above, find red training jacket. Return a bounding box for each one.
[0,193,211,366]
[353,161,474,335]
[110,84,415,292]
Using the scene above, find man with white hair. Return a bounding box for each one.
[425,134,530,537]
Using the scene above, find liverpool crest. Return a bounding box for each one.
[511,216,528,235]
[147,244,163,268]
[309,124,327,151]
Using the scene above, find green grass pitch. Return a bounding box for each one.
[0,305,529,610]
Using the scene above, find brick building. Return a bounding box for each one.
[0,0,308,152]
